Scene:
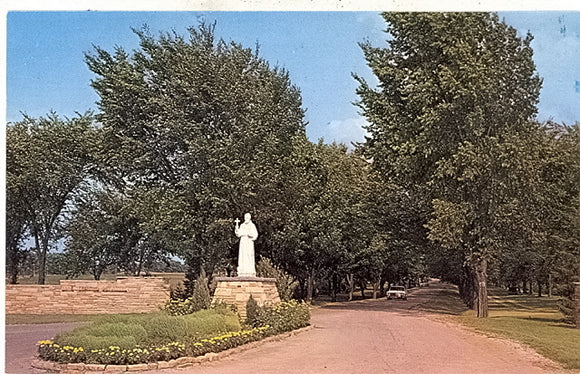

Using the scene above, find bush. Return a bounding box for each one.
[57,322,146,349]
[191,268,211,310]
[251,300,310,333]
[245,295,261,326]
[557,297,576,325]
[165,269,211,316]
[38,297,310,365]
[51,309,241,351]
[256,258,297,301]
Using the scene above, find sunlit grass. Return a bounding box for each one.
[5,313,152,325]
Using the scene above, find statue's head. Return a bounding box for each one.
[244,213,251,223]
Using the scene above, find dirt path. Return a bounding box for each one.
[154,282,566,374]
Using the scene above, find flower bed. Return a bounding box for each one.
[38,326,271,365]
[37,300,310,366]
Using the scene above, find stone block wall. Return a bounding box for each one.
[6,277,170,314]
[212,277,281,319]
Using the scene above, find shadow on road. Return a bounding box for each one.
[319,282,469,317]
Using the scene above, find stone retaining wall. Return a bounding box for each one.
[6,277,170,314]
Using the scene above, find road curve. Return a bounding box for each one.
[5,322,87,373]
[7,282,567,374]
[155,281,566,374]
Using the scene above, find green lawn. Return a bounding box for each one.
[6,313,133,325]
[425,285,579,370]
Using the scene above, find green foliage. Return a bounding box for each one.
[6,112,99,284]
[354,12,573,315]
[245,295,260,326]
[38,327,271,365]
[256,258,297,301]
[165,269,212,315]
[557,298,576,325]
[250,300,311,333]
[272,139,370,301]
[37,301,309,365]
[191,269,212,311]
[63,188,167,279]
[84,22,307,282]
[52,309,240,352]
[164,298,196,316]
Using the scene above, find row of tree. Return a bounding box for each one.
[6,14,579,317]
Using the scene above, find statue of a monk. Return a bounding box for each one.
[235,213,258,277]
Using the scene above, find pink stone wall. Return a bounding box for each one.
[6,277,170,314]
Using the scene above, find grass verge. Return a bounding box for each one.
[422,284,579,370]
[6,314,107,325]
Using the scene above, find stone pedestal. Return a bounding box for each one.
[212,277,281,319]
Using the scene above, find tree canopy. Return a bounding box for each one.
[355,12,551,316]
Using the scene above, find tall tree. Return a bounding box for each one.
[85,23,306,282]
[5,186,29,284]
[356,12,542,316]
[6,113,98,284]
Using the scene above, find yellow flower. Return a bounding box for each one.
[37,340,54,345]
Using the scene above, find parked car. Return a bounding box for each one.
[386,285,407,300]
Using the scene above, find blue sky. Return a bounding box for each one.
[6,11,580,146]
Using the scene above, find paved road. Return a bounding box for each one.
[5,322,86,373]
[6,282,568,373]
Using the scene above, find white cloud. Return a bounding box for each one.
[323,117,369,149]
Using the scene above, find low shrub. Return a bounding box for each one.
[52,309,241,351]
[191,269,212,310]
[557,297,576,325]
[250,300,310,333]
[256,258,298,301]
[38,299,310,365]
[165,270,211,316]
[245,295,260,326]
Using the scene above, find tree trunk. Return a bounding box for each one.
[372,279,379,299]
[522,280,528,294]
[306,268,315,303]
[331,272,339,302]
[537,280,542,297]
[459,265,476,308]
[346,273,354,301]
[7,240,20,284]
[34,230,48,285]
[548,273,552,297]
[475,259,488,318]
[379,273,386,297]
[359,281,366,299]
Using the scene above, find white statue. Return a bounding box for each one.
[235,213,258,277]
